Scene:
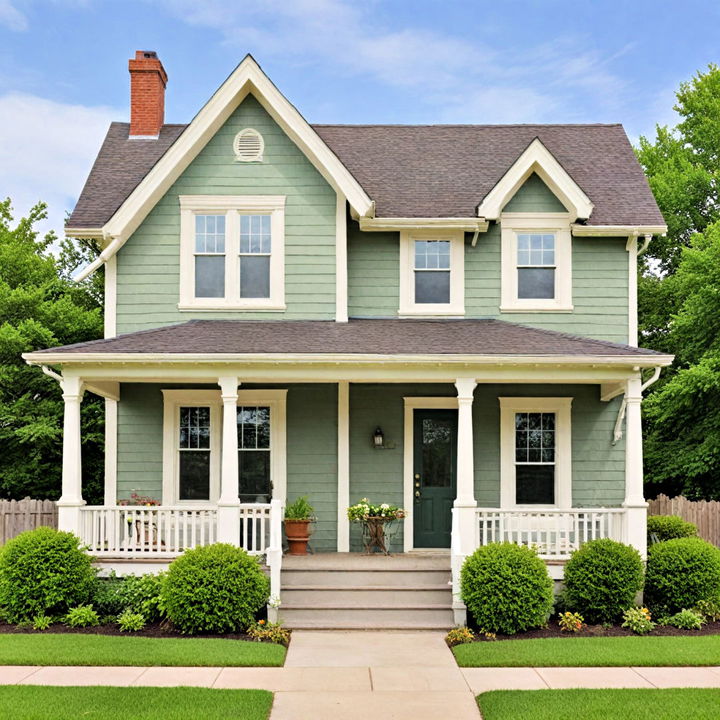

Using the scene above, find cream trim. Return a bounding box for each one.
[360,217,488,232]
[572,224,667,237]
[500,213,573,312]
[403,396,458,552]
[104,255,117,338]
[626,235,638,346]
[337,381,350,551]
[399,229,465,316]
[178,195,286,311]
[335,193,348,323]
[103,398,117,506]
[478,139,593,221]
[499,396,572,510]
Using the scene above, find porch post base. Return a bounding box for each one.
[57,503,84,535]
[216,503,240,545]
[623,502,648,559]
[452,602,467,627]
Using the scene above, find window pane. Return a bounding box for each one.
[179,451,210,500]
[239,214,271,255]
[518,267,554,299]
[237,406,271,450]
[415,240,450,270]
[239,450,271,501]
[516,464,555,504]
[415,270,450,304]
[240,255,270,298]
[195,214,225,253]
[195,256,225,298]
[179,407,210,449]
[515,413,555,463]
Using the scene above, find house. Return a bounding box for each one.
[24,51,673,628]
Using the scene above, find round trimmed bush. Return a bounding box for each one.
[647,515,697,544]
[563,538,643,624]
[645,537,720,614]
[461,542,553,634]
[161,543,269,634]
[0,527,95,623]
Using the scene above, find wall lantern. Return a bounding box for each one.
[373,427,385,448]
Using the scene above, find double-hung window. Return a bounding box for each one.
[178,406,212,500]
[399,230,464,315]
[237,406,272,502]
[179,196,285,310]
[514,411,556,504]
[517,233,555,300]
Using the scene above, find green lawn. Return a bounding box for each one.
[0,686,272,720]
[0,634,286,666]
[478,689,720,720]
[453,635,720,667]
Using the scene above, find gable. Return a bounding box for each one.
[502,172,567,213]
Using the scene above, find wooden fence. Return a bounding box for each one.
[648,494,720,547]
[0,498,57,545]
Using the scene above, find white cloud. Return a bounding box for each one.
[0,92,118,238]
[0,0,27,30]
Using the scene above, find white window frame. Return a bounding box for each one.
[162,388,287,506]
[179,195,286,311]
[499,397,572,510]
[500,213,573,312]
[399,229,465,316]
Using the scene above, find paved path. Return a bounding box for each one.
[3,631,720,719]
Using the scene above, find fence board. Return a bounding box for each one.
[648,494,720,547]
[0,498,57,545]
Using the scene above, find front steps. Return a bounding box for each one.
[279,552,454,630]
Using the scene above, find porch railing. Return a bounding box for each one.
[475,507,625,559]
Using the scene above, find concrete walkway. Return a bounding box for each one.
[3,631,720,719]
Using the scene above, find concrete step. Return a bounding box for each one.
[280,605,455,629]
[282,569,451,587]
[282,552,450,570]
[281,586,452,606]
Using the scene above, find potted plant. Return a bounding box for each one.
[284,496,316,555]
[347,498,406,555]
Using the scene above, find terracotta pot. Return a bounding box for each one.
[284,519,313,555]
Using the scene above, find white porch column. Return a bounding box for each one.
[267,497,284,622]
[337,381,350,552]
[58,375,85,534]
[623,376,647,557]
[452,377,478,625]
[217,376,240,545]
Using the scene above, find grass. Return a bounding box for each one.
[0,634,286,666]
[478,689,720,719]
[0,686,273,720]
[453,635,720,667]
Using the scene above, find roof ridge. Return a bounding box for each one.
[313,123,624,129]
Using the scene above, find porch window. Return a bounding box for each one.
[517,233,555,299]
[237,406,272,502]
[514,412,555,504]
[178,406,211,500]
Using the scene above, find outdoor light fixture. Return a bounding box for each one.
[373,427,385,448]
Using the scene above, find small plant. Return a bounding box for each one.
[117,610,146,632]
[558,611,584,633]
[445,626,475,647]
[483,632,497,641]
[246,619,291,646]
[31,614,52,631]
[284,496,316,521]
[621,607,655,635]
[347,498,406,522]
[647,515,697,544]
[667,609,705,630]
[694,597,720,622]
[65,605,100,628]
[118,492,161,507]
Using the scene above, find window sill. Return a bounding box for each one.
[398,307,466,317]
[178,303,287,312]
[500,304,574,313]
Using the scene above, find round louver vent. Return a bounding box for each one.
[233,128,264,162]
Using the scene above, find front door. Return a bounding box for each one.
[413,409,457,548]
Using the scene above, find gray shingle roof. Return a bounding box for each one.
[33,319,666,358]
[67,121,664,229]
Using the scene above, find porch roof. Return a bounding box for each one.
[26,319,671,366]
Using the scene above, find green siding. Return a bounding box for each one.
[116,95,337,333]
[502,173,567,212]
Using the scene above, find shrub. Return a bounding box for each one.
[161,544,269,634]
[645,537,720,614]
[117,610,146,632]
[93,572,165,622]
[667,608,705,630]
[558,611,584,633]
[694,597,720,622]
[31,615,52,631]
[65,605,100,628]
[445,627,475,647]
[460,542,553,635]
[0,527,95,623]
[621,607,655,635]
[647,515,697,544]
[563,539,644,624]
[246,620,291,646]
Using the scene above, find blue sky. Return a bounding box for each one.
[1,0,719,237]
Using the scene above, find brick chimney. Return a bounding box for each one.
[128,50,168,138]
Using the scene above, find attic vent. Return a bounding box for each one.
[233,128,264,162]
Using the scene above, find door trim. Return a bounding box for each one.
[403,397,458,552]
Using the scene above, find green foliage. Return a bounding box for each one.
[557,611,584,633]
[667,608,705,630]
[347,497,405,521]
[0,527,96,622]
[460,542,553,635]
[161,544,269,634]
[284,496,315,520]
[647,515,698,544]
[64,605,100,628]
[117,610,146,632]
[621,607,655,635]
[246,620,291,646]
[0,199,103,501]
[93,572,165,623]
[694,597,720,622]
[563,539,644,624]
[31,614,52,631]
[445,627,475,647]
[645,537,720,613]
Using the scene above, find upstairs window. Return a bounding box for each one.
[414,240,450,304]
[179,196,286,311]
[517,233,555,299]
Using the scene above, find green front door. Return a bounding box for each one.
[413,409,457,548]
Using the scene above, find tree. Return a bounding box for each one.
[0,199,104,502]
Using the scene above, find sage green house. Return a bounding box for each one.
[25,52,673,627]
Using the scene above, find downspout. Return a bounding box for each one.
[74,234,122,282]
[612,366,662,444]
